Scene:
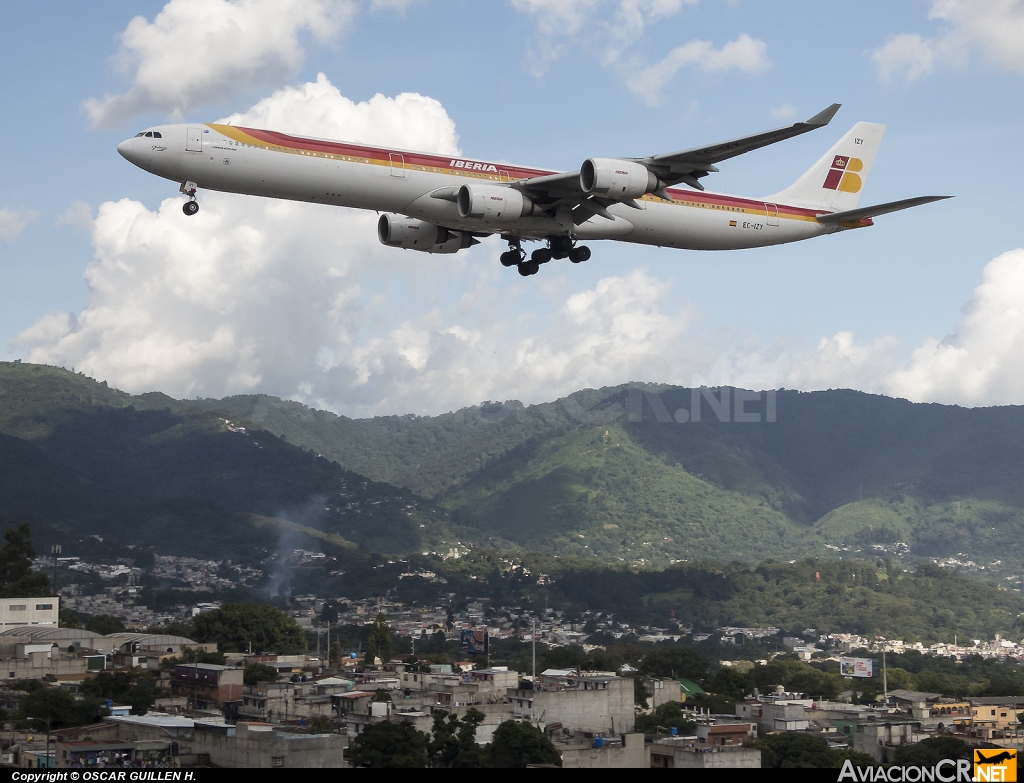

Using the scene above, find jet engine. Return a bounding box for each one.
[580,158,662,200]
[457,184,537,224]
[377,214,475,254]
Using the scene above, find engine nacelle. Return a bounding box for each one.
[457,184,536,224]
[377,214,473,254]
[580,158,658,200]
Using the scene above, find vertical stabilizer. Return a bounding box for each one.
[768,122,886,211]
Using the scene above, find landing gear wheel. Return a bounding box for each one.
[518,260,540,276]
[183,200,199,216]
[499,250,524,268]
[551,236,573,255]
[531,248,552,265]
[569,245,591,263]
[551,249,569,260]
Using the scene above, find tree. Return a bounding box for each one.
[307,715,333,735]
[634,701,697,735]
[429,708,484,768]
[59,609,84,629]
[633,675,650,709]
[16,687,107,729]
[190,604,306,654]
[81,671,155,715]
[753,733,840,768]
[0,523,50,598]
[751,733,876,769]
[329,641,345,667]
[243,663,279,686]
[540,645,583,671]
[892,737,971,767]
[641,647,708,681]
[347,721,429,768]
[708,667,753,701]
[366,613,393,663]
[85,614,126,635]
[178,647,227,665]
[485,721,561,768]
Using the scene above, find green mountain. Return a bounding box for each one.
[3,362,1024,582]
[173,381,1024,578]
[0,362,466,561]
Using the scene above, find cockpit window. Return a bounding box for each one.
[144,132,153,137]
[135,132,144,137]
[152,132,162,138]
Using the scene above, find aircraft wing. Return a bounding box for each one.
[512,103,842,208]
[815,195,952,224]
[638,103,842,184]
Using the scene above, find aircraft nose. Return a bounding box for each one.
[117,138,135,162]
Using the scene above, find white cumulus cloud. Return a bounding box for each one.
[885,248,1024,406]
[625,34,770,106]
[217,73,460,154]
[872,33,939,85]
[83,0,357,128]
[0,208,38,245]
[511,0,699,76]
[872,0,1024,84]
[55,201,95,233]
[511,0,599,36]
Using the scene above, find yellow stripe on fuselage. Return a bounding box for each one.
[205,124,828,225]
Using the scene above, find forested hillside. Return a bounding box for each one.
[3,362,1024,578]
[176,378,1024,575]
[0,363,467,561]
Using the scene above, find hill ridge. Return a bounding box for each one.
[3,362,1024,581]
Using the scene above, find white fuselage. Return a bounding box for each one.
[118,123,843,251]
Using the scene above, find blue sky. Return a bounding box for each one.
[2,0,1023,415]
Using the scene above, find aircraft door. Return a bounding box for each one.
[186,127,203,152]
[764,202,780,227]
[389,153,405,178]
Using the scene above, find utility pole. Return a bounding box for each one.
[882,649,888,704]
[51,544,61,596]
[532,619,537,685]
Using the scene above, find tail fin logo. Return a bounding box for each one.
[822,155,863,193]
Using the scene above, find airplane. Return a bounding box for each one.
[116,104,949,277]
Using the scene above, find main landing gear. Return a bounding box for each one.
[500,236,591,276]
[180,181,199,216]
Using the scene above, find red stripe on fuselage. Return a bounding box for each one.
[234,126,826,220]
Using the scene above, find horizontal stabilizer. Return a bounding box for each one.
[816,195,952,224]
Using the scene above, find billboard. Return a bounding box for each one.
[840,657,873,678]
[460,629,488,655]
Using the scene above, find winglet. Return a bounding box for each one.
[805,103,841,127]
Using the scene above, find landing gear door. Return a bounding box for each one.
[186,127,203,153]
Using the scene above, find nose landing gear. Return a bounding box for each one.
[180,181,200,216]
